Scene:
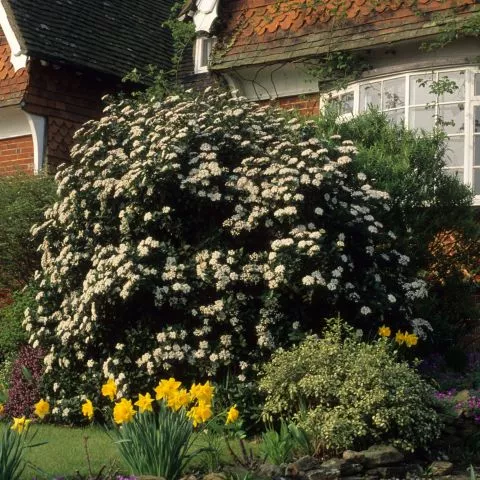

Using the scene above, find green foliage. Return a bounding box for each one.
[260,318,441,453]
[0,173,56,289]
[0,286,36,362]
[164,1,196,82]
[421,11,480,52]
[315,108,480,345]
[0,423,42,480]
[108,403,196,480]
[260,421,312,465]
[309,51,369,91]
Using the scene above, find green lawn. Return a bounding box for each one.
[19,424,258,480]
[22,424,125,479]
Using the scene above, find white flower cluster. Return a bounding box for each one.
[27,88,429,421]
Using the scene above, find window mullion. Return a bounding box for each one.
[464,71,473,187]
[404,74,410,129]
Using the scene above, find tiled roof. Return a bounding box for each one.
[3,0,174,79]
[212,0,479,70]
[0,36,28,106]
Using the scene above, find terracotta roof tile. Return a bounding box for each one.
[0,37,27,106]
[213,0,478,70]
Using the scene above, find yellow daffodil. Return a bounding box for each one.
[187,400,212,427]
[34,399,50,419]
[226,405,239,425]
[395,330,406,345]
[405,333,419,347]
[81,399,94,421]
[167,389,190,411]
[101,378,117,401]
[11,416,31,433]
[189,381,214,404]
[378,325,391,338]
[154,378,181,401]
[113,398,136,425]
[0,403,4,416]
[135,392,154,413]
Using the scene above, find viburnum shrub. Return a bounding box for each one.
[26,88,430,422]
[260,318,441,453]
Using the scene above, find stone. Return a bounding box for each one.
[179,476,197,480]
[365,466,407,478]
[429,461,454,477]
[203,474,227,480]
[342,451,366,464]
[294,456,322,472]
[321,459,364,476]
[258,463,283,478]
[362,445,404,468]
[285,463,300,477]
[307,467,341,480]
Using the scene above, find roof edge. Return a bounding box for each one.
[0,0,27,70]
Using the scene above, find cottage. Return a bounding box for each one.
[184,0,480,204]
[0,0,173,175]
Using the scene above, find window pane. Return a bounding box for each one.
[438,103,465,134]
[340,92,354,115]
[474,168,480,195]
[410,74,436,105]
[475,106,480,133]
[385,109,404,125]
[445,168,464,182]
[475,136,480,166]
[200,38,211,67]
[409,106,435,132]
[445,136,464,167]
[383,78,405,110]
[439,71,465,103]
[475,73,480,97]
[359,82,381,111]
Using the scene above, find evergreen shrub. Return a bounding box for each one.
[0,173,56,290]
[260,318,441,452]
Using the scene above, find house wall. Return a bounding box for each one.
[0,134,33,175]
[0,34,28,107]
[179,43,221,91]
[276,94,320,116]
[23,60,120,171]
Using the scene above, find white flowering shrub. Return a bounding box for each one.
[26,88,428,422]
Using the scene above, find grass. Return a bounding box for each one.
[22,424,125,479]
[14,423,260,479]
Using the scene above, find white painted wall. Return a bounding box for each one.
[0,106,30,139]
[0,106,46,172]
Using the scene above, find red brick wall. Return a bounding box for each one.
[24,60,121,171]
[276,94,320,116]
[0,135,34,175]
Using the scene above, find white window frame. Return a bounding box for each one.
[194,36,214,74]
[320,67,480,205]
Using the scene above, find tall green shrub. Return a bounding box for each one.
[316,109,480,345]
[0,287,35,363]
[0,173,56,289]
